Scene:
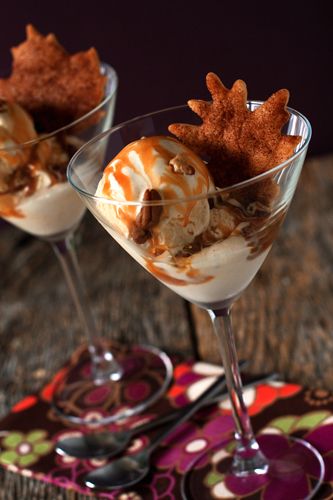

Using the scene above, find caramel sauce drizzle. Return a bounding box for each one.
[101,136,212,230]
[101,136,283,286]
[0,194,24,217]
[145,200,284,286]
[8,103,36,144]
[243,207,287,259]
[0,137,68,218]
[145,259,213,286]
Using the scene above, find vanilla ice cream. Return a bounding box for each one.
[3,181,85,237]
[0,100,37,182]
[0,100,85,237]
[95,136,215,255]
[0,100,36,145]
[93,134,274,308]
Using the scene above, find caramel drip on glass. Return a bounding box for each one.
[0,194,24,217]
[145,259,213,286]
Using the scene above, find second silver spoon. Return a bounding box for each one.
[56,369,276,459]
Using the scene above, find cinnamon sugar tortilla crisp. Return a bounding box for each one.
[169,72,301,191]
[0,25,106,132]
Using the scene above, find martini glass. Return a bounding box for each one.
[0,64,172,426]
[68,104,324,497]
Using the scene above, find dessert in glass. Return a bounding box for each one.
[0,26,172,425]
[68,72,325,497]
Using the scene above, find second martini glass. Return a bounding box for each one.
[68,104,324,498]
[1,64,172,425]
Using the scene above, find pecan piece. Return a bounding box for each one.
[136,189,162,229]
[130,189,163,244]
[8,166,37,194]
[169,154,195,175]
[129,225,151,244]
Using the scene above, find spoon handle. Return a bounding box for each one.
[144,371,279,454]
[128,360,248,438]
[129,375,225,436]
[144,374,228,455]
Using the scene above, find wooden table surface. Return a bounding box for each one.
[0,153,332,499]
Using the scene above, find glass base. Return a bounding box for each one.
[51,342,173,425]
[182,434,325,500]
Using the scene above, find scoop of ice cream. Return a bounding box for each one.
[0,100,38,190]
[95,136,215,254]
[0,100,36,144]
[0,100,70,217]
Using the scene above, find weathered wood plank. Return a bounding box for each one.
[192,154,333,389]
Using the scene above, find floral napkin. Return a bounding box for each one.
[1,352,333,499]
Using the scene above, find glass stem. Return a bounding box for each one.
[209,307,269,476]
[51,231,123,384]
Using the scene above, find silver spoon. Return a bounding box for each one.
[84,372,279,490]
[56,371,230,459]
[56,361,246,459]
[56,368,277,460]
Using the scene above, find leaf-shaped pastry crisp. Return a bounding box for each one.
[169,72,301,189]
[0,25,106,132]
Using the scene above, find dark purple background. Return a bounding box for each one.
[1,1,331,155]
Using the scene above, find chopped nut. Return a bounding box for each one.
[169,154,195,175]
[130,189,163,244]
[136,189,162,230]
[8,166,34,193]
[129,224,151,244]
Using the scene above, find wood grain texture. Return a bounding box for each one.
[192,155,333,388]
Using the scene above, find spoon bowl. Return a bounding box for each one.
[56,368,279,461]
[56,430,130,459]
[83,373,279,490]
[85,450,150,490]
